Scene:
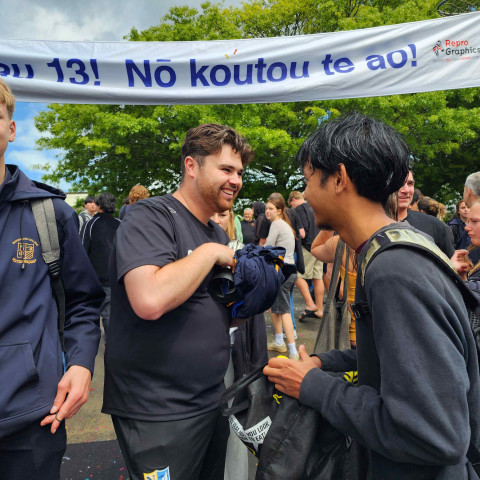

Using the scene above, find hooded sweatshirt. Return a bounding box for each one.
[448,216,471,250]
[0,165,103,438]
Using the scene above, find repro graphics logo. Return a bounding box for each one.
[432,38,479,61]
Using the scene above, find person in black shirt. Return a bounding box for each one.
[82,193,121,345]
[397,170,454,258]
[253,201,270,245]
[240,207,256,244]
[288,191,324,320]
[103,124,254,480]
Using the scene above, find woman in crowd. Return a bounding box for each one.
[451,200,480,297]
[417,196,446,220]
[448,200,471,250]
[264,193,299,360]
[121,184,150,219]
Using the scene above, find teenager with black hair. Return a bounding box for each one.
[264,112,480,479]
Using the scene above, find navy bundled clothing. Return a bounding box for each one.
[300,225,480,479]
[0,165,103,438]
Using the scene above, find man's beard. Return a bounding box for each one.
[197,176,237,213]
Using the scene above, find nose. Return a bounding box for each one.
[229,172,242,188]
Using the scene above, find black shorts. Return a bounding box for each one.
[112,409,229,480]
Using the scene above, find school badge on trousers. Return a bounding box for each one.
[143,467,170,480]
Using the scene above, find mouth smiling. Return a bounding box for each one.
[221,188,236,198]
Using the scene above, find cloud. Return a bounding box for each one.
[0,0,237,41]
[8,148,57,172]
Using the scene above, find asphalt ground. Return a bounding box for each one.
[60,286,322,480]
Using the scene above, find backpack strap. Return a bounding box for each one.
[356,226,480,316]
[31,198,66,353]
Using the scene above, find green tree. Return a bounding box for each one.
[35,0,480,209]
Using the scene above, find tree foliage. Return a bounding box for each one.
[35,0,480,210]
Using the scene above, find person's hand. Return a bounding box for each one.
[263,345,319,399]
[451,249,470,280]
[213,244,236,268]
[40,365,92,434]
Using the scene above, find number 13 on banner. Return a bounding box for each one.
[47,58,101,85]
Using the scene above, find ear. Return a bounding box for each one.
[183,156,198,180]
[334,164,349,193]
[9,119,16,142]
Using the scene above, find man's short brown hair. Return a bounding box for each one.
[181,123,254,178]
[0,79,15,119]
[288,191,304,203]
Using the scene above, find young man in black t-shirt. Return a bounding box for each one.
[397,170,454,258]
[103,124,254,480]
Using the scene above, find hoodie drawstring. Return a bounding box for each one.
[19,201,28,270]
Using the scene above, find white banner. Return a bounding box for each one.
[1,12,479,105]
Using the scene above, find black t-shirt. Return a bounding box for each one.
[241,219,256,245]
[294,202,318,251]
[404,210,455,258]
[286,208,304,237]
[254,213,270,244]
[102,194,230,421]
[82,213,121,285]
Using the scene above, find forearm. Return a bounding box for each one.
[311,233,337,262]
[125,242,228,320]
[317,348,357,372]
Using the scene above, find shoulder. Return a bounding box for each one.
[364,243,453,293]
[46,197,78,227]
[407,210,443,229]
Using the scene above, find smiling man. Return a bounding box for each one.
[264,113,480,479]
[397,169,454,257]
[102,124,253,480]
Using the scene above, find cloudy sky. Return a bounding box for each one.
[2,0,239,189]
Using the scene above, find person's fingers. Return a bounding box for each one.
[49,381,68,414]
[298,345,310,362]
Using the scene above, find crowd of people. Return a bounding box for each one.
[2,76,480,480]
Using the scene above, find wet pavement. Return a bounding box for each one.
[61,287,322,479]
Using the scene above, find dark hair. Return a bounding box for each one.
[84,195,96,205]
[181,123,254,178]
[297,112,410,204]
[456,200,466,215]
[411,188,423,205]
[95,193,117,214]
